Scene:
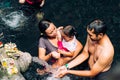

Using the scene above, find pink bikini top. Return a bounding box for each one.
[26,0,34,4]
[57,41,69,52]
[26,0,42,5]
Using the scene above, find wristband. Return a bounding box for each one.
[65,64,70,70]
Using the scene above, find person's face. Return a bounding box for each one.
[87,28,101,41]
[45,23,57,38]
[61,31,74,42]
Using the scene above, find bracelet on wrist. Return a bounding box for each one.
[65,64,70,70]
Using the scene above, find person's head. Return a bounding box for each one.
[61,25,77,41]
[87,19,107,41]
[38,19,57,38]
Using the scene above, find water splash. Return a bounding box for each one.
[0,32,4,40]
[1,10,28,29]
[46,74,70,80]
[32,57,71,80]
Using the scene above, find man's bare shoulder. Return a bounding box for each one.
[102,35,114,53]
[96,35,114,61]
[98,43,114,64]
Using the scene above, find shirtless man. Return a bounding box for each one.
[56,19,114,80]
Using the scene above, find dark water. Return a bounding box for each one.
[42,0,120,63]
[0,0,120,80]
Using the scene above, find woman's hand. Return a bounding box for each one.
[55,66,68,78]
[51,51,61,59]
[57,26,64,30]
[57,49,73,57]
[57,26,63,41]
[57,49,65,55]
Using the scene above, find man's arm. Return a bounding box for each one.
[66,47,114,77]
[55,36,89,78]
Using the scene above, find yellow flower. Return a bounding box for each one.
[12,67,18,74]
[1,61,8,68]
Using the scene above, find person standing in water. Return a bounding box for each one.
[37,19,83,68]
[56,19,114,80]
[19,0,45,7]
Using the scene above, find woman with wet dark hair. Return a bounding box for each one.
[37,19,83,69]
[38,19,63,67]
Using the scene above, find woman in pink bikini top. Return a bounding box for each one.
[19,0,45,7]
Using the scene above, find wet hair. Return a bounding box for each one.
[87,19,107,35]
[38,19,52,35]
[63,25,77,38]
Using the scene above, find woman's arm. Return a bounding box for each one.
[19,0,25,4]
[40,0,45,7]
[39,48,61,61]
[38,48,51,61]
[58,49,74,57]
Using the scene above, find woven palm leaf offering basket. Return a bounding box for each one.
[0,42,32,80]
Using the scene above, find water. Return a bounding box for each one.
[43,0,120,64]
[46,75,70,80]
[22,57,71,80]
[0,0,120,80]
[1,10,28,29]
[0,0,43,56]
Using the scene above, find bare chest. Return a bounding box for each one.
[88,41,97,55]
[88,41,101,62]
